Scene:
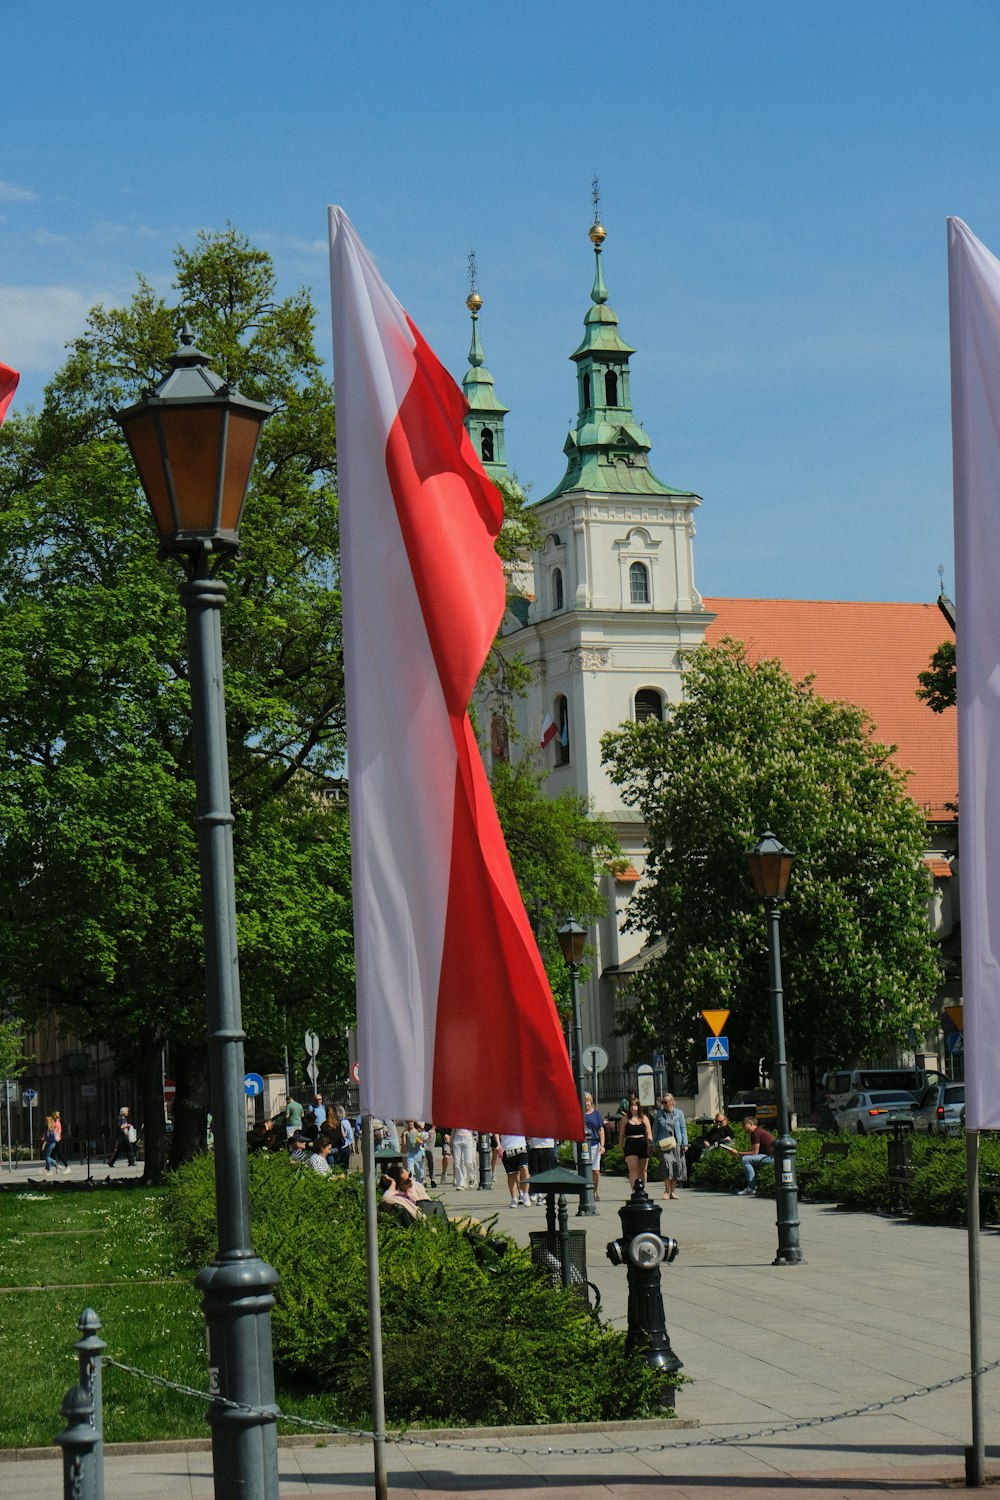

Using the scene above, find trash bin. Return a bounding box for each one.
[528,1228,591,1300]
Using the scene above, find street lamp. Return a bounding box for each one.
[557,919,596,1215]
[745,830,804,1266]
[116,327,279,1500]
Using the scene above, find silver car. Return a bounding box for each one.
[910,1081,965,1135]
[833,1089,918,1135]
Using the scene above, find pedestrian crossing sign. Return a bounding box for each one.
[706,1036,730,1061]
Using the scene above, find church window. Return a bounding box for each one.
[605,370,619,406]
[555,695,570,766]
[629,561,650,604]
[583,372,591,409]
[552,567,564,611]
[481,427,494,463]
[635,689,663,723]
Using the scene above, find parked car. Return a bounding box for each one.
[727,1090,778,1127]
[832,1089,918,1135]
[910,1081,965,1135]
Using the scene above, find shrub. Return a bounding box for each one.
[810,1134,891,1211]
[909,1139,966,1224]
[689,1146,743,1193]
[168,1154,668,1427]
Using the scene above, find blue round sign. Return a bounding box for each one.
[243,1073,265,1097]
[22,1087,37,1102]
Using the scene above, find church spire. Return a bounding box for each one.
[540,202,681,502]
[461,251,509,480]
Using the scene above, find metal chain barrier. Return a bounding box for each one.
[104,1354,1000,1457]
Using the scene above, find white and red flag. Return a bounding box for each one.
[539,711,557,749]
[0,363,18,428]
[950,217,1000,1130]
[328,207,580,1137]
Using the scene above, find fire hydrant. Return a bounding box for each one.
[606,1180,683,1394]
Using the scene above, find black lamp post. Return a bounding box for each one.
[116,328,280,1500]
[557,920,595,1216]
[745,831,803,1266]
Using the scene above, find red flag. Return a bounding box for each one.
[0,363,18,428]
[328,207,580,1137]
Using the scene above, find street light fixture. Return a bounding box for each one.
[745,830,804,1266]
[557,919,596,1216]
[116,327,280,1500]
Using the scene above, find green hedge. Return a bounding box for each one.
[168,1154,669,1428]
[687,1128,1000,1224]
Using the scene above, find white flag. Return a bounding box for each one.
[950,216,1000,1130]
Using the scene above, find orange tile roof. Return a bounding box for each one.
[703,599,957,821]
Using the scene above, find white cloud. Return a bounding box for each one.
[0,181,37,203]
[0,285,108,371]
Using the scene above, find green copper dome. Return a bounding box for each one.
[461,283,509,480]
[540,222,694,503]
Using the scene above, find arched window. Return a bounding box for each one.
[480,427,494,463]
[555,695,570,766]
[635,688,663,724]
[583,372,591,409]
[605,370,619,406]
[629,561,650,604]
[552,567,564,611]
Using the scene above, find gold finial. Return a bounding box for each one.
[467,250,482,314]
[589,175,606,246]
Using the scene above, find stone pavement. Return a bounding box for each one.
[3,1161,1000,1496]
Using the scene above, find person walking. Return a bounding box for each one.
[584,1094,606,1200]
[50,1110,71,1172]
[449,1127,477,1190]
[107,1105,136,1167]
[500,1132,530,1206]
[654,1093,688,1199]
[618,1093,652,1188]
[42,1114,58,1172]
[402,1120,426,1182]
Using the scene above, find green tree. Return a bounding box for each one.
[601,641,940,1084]
[0,1018,30,1081]
[490,755,623,998]
[0,228,352,1178]
[917,639,956,713]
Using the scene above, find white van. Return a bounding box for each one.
[822,1067,937,1116]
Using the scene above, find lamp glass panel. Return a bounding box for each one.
[121,409,176,539]
[157,406,224,533]
[220,410,265,531]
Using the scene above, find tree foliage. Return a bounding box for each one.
[0,228,353,1174]
[917,639,956,713]
[601,641,940,1082]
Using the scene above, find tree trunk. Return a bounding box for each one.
[168,1038,211,1170]
[137,1024,168,1185]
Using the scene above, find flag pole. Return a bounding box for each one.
[965,1127,985,1486]
[361,1115,389,1500]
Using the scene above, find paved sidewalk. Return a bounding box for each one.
[4,1165,999,1495]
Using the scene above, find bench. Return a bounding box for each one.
[980,1169,1000,1229]
[797,1138,850,1191]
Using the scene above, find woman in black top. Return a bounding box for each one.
[618,1092,652,1188]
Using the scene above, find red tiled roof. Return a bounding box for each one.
[703,599,957,821]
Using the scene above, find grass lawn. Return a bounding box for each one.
[0,1182,353,1449]
[0,1184,211,1448]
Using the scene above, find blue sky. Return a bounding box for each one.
[2,3,998,604]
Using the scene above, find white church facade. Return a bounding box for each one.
[462,219,958,1080]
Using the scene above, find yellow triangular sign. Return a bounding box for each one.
[702,1009,730,1037]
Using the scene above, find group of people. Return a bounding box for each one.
[605,1093,777,1197]
[257,1091,779,1200]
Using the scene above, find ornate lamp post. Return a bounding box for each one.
[116,328,280,1499]
[745,831,803,1266]
[557,920,595,1215]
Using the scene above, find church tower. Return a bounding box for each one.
[502,208,712,1065]
[461,255,510,481]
